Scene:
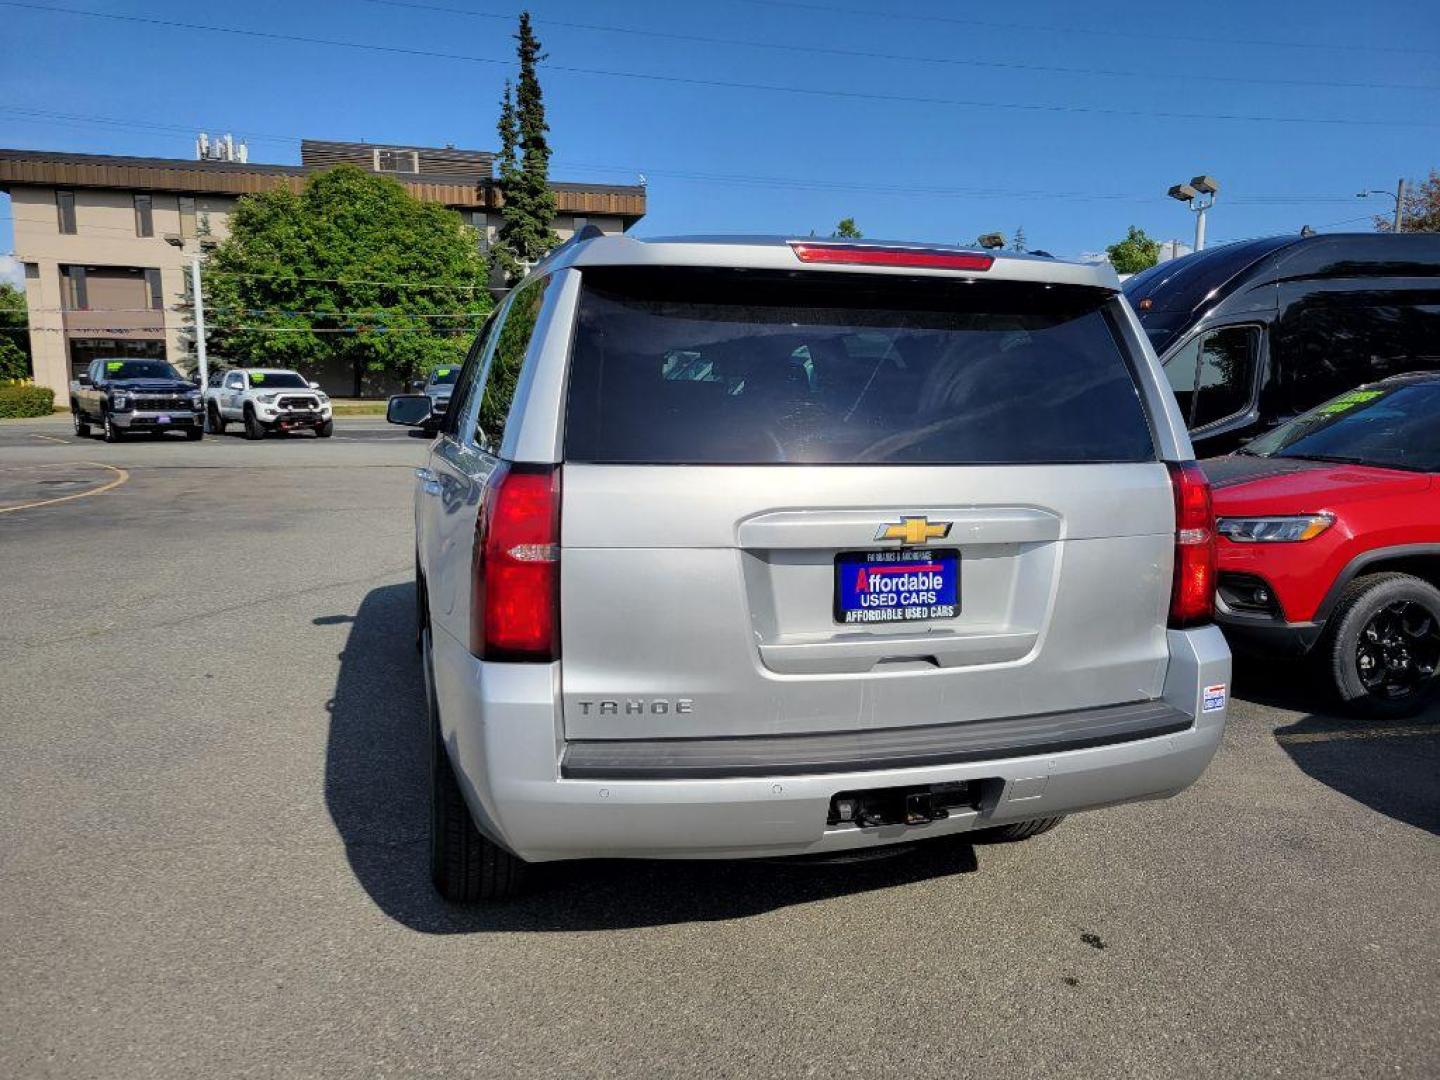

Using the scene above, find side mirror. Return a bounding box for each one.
[308,381,320,390]
[77,373,93,387]
[387,394,435,427]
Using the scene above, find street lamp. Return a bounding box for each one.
[1356,180,1407,232]
[1168,175,1219,252]
[165,235,208,390]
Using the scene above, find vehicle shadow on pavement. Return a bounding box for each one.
[1233,656,1440,837]
[324,583,980,934]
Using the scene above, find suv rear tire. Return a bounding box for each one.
[243,406,266,441]
[1324,572,1440,719]
[424,629,527,902]
[973,816,1065,843]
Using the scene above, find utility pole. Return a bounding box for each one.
[1395,177,1407,233]
[190,256,208,390]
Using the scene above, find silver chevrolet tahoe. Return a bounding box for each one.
[387,234,1231,902]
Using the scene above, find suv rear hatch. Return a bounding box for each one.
[558,265,1175,741]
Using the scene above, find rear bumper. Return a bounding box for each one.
[430,625,1230,863]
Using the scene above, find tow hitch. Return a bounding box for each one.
[827,781,980,828]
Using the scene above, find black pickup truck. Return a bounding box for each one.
[70,358,205,442]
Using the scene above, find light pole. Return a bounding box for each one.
[1357,179,1407,232]
[165,236,208,389]
[1168,175,1220,252]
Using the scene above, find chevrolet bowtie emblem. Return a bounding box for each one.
[875,516,953,544]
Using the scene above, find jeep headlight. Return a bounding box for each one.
[316,392,329,404]
[111,392,129,409]
[1216,514,1334,543]
[257,393,278,404]
[189,392,204,410]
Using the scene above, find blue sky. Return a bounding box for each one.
[1,0,1437,273]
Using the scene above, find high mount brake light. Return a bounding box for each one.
[789,243,994,271]
[471,463,561,662]
[1167,461,1216,629]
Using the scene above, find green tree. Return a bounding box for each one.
[1011,225,1027,252]
[1106,225,1162,274]
[204,165,491,396]
[490,80,523,284]
[1373,169,1440,233]
[494,12,559,284]
[832,217,863,239]
[0,282,31,381]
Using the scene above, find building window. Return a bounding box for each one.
[134,194,154,237]
[144,268,163,310]
[61,266,88,310]
[179,196,197,239]
[374,148,419,173]
[470,211,490,252]
[56,190,77,234]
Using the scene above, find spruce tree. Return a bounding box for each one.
[495,12,558,283]
[491,80,522,283]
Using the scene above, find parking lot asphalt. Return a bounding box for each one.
[2,414,1437,1079]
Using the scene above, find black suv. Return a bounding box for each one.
[71,358,205,442]
[1124,232,1440,455]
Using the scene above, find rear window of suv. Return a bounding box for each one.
[563,267,1154,465]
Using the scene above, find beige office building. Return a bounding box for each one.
[0,139,647,398]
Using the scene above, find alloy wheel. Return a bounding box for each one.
[1355,599,1440,701]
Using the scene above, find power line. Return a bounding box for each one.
[360,0,1440,94]
[731,0,1440,57]
[1,2,1434,129]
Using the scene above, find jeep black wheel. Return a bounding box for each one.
[424,628,527,902]
[1327,572,1440,718]
[72,410,90,438]
[243,406,266,441]
[207,404,227,435]
[102,412,124,443]
[316,419,334,438]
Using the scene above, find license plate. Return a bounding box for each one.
[156,415,171,424]
[834,548,959,625]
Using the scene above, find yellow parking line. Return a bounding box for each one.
[0,462,129,515]
[29,433,71,444]
[1276,723,1439,745]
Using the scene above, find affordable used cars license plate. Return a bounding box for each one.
[834,548,959,625]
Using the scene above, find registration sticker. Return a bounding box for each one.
[1202,684,1227,713]
[106,361,124,372]
[436,368,452,377]
[250,373,265,384]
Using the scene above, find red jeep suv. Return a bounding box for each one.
[1206,374,1440,717]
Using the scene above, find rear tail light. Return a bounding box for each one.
[789,242,994,271]
[471,463,560,661]
[1167,461,1216,628]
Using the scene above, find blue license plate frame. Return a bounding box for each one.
[834,547,960,625]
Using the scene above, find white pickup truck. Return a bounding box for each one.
[203,368,333,439]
